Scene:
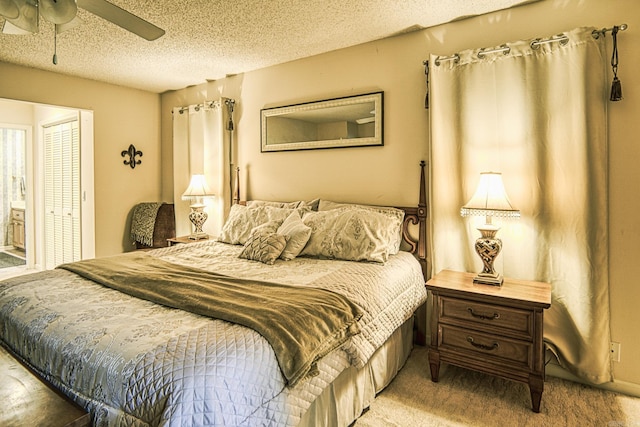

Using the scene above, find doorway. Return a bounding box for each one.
[0,98,95,275]
[0,125,28,274]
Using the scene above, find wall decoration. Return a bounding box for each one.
[122,144,142,169]
[261,92,383,152]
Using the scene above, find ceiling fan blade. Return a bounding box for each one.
[76,0,165,41]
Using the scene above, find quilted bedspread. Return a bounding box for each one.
[0,241,427,426]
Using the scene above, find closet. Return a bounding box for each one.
[43,118,81,269]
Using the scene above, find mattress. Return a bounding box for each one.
[0,240,427,426]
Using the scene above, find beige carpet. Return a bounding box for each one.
[355,346,640,426]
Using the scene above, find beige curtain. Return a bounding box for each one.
[429,27,612,383]
[172,100,232,238]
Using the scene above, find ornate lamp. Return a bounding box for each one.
[461,172,520,286]
[181,174,214,240]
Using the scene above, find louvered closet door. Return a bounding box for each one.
[44,119,81,269]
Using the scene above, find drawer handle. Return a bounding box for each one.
[467,336,499,351]
[467,307,500,320]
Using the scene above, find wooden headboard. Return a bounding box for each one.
[233,161,429,278]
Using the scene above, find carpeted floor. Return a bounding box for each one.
[355,346,640,426]
[0,252,25,269]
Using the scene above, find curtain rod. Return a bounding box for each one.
[425,24,628,66]
[174,100,226,114]
[175,98,237,114]
[592,24,628,38]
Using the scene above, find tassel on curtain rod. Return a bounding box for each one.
[592,23,628,39]
[428,24,628,65]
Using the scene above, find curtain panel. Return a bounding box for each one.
[172,100,232,238]
[429,27,611,383]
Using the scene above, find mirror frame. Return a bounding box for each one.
[261,91,383,152]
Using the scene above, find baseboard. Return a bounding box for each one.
[546,363,640,398]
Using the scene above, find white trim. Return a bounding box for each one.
[546,363,640,398]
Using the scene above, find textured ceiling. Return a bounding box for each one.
[0,0,535,94]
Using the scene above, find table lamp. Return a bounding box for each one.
[460,172,520,286]
[182,174,214,240]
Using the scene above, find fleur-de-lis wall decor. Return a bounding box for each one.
[121,144,143,169]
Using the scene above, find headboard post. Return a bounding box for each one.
[233,166,240,205]
[417,160,428,280]
[400,160,429,280]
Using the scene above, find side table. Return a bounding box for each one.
[426,269,551,412]
[168,235,210,246]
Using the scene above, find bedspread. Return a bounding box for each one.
[0,241,427,426]
[59,252,362,386]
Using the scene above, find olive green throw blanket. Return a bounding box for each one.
[58,252,362,386]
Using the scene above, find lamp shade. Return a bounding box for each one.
[181,174,214,200]
[461,172,520,218]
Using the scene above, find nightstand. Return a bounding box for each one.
[426,270,551,412]
[167,235,209,246]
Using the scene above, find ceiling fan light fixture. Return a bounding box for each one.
[40,0,77,24]
[0,0,20,19]
[5,0,38,33]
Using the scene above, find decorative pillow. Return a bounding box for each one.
[218,205,293,245]
[318,200,404,254]
[300,208,392,263]
[239,229,287,265]
[277,211,312,260]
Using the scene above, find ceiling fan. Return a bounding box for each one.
[0,0,165,41]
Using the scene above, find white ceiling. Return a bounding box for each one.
[0,0,536,94]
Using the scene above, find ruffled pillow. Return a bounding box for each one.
[277,211,312,260]
[239,229,288,265]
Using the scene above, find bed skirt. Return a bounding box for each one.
[299,317,414,426]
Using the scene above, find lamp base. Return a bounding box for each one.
[188,232,209,240]
[473,225,504,287]
[473,272,504,286]
[188,204,208,240]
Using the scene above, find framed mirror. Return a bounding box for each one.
[261,92,383,152]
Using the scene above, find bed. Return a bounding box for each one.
[0,163,428,426]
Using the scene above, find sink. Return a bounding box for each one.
[10,200,25,210]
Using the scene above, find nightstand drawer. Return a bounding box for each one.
[440,324,533,369]
[440,296,534,339]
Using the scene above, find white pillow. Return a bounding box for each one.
[277,211,312,260]
[246,200,301,209]
[301,208,392,263]
[247,199,319,212]
[218,205,293,245]
[318,200,404,254]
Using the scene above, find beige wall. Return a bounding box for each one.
[0,62,162,257]
[162,0,640,386]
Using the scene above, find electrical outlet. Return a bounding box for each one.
[610,342,621,362]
